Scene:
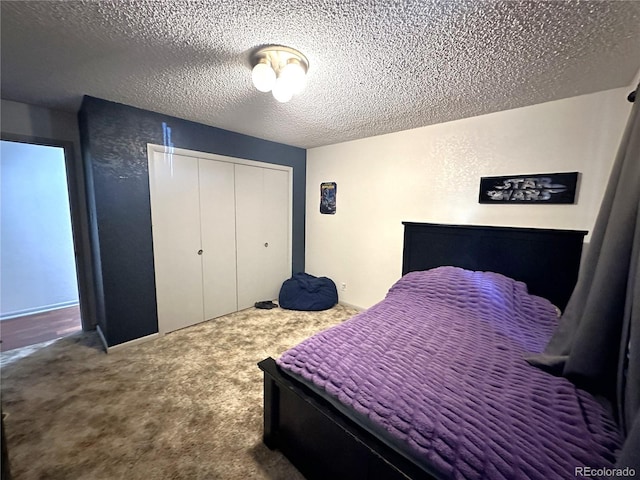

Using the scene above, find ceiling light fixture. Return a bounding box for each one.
[251,46,309,103]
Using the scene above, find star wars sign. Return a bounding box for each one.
[479,172,579,204]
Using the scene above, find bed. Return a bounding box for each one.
[258,222,624,479]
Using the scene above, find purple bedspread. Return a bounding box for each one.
[277,267,621,480]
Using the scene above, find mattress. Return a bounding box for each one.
[277,267,622,480]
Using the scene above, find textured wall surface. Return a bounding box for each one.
[80,97,305,347]
[306,87,632,309]
[2,1,639,148]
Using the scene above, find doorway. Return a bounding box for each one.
[0,140,82,352]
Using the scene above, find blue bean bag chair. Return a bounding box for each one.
[279,273,338,311]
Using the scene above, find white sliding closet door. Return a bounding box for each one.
[199,159,238,320]
[149,152,204,333]
[262,168,290,293]
[235,164,290,310]
[150,145,293,333]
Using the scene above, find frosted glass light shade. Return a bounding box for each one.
[251,46,309,102]
[280,60,306,95]
[272,76,294,103]
[252,61,276,92]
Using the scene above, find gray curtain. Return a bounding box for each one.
[526,84,639,470]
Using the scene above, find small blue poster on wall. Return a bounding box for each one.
[320,182,337,214]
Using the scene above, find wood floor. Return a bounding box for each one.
[0,305,82,352]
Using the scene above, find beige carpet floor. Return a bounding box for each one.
[1,304,358,480]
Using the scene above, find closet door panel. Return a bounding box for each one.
[199,159,238,320]
[149,152,204,333]
[235,164,266,310]
[262,168,291,300]
[235,164,291,310]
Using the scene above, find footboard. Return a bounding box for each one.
[258,357,433,480]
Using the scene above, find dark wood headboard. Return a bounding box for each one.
[402,222,587,310]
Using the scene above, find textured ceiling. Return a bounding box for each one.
[1,0,639,149]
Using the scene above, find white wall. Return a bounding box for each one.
[1,141,79,318]
[0,99,81,149]
[1,98,96,327]
[306,87,633,309]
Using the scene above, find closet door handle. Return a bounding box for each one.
[264,242,269,248]
[197,249,203,255]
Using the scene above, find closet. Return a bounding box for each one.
[148,147,291,334]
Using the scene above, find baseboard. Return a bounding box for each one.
[98,328,161,353]
[0,301,80,321]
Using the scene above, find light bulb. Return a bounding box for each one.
[272,76,294,103]
[251,60,276,93]
[280,60,306,94]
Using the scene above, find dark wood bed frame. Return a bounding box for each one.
[258,222,587,480]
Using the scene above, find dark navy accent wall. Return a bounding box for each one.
[79,96,306,347]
